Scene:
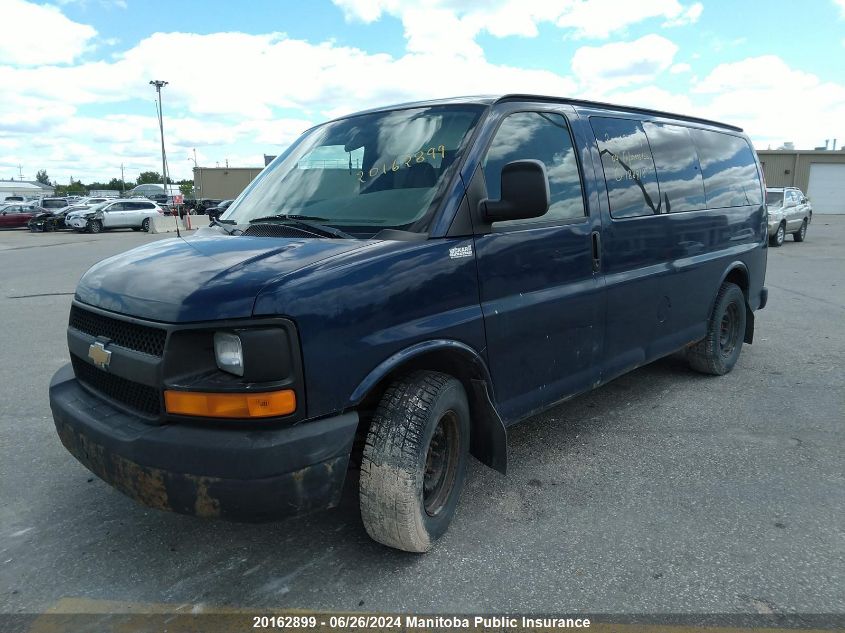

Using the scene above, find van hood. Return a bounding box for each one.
[75,235,371,322]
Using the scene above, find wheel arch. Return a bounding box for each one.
[349,340,508,474]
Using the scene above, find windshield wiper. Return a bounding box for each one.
[210,217,241,235]
[248,214,355,239]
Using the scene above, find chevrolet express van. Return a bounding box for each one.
[50,95,768,552]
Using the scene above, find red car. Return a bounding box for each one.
[0,204,39,228]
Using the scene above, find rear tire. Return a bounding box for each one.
[141,218,150,232]
[769,222,785,247]
[687,282,747,376]
[88,219,102,234]
[359,370,470,553]
[793,219,807,242]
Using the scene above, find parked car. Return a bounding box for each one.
[205,199,233,220]
[28,205,82,232]
[0,203,39,228]
[766,187,812,246]
[194,198,222,213]
[65,198,164,233]
[50,94,768,552]
[39,197,70,210]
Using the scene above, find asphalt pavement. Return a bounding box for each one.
[0,220,842,616]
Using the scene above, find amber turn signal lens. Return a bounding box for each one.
[164,389,296,418]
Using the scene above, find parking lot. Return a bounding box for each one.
[0,220,842,615]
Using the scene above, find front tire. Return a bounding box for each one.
[141,218,150,232]
[359,370,470,553]
[687,282,747,376]
[87,219,102,234]
[793,219,807,242]
[770,222,785,247]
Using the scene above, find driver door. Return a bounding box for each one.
[473,107,605,423]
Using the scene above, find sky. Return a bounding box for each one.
[1,0,844,185]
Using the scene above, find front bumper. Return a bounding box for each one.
[50,364,358,521]
[66,216,88,230]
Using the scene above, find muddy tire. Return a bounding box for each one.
[687,282,747,376]
[359,370,470,553]
[793,219,807,242]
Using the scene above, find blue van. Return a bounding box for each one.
[50,95,768,552]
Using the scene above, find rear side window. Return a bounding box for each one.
[590,117,661,218]
[689,129,762,208]
[642,122,705,213]
[483,111,585,227]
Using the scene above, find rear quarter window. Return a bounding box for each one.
[689,129,762,208]
[642,122,705,213]
[590,117,661,218]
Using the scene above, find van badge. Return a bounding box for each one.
[449,245,473,259]
[88,341,112,370]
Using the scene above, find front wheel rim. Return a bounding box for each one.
[423,411,460,517]
[777,225,784,243]
[719,302,741,358]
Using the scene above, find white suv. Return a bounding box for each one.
[66,198,164,233]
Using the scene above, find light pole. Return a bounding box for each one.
[150,79,178,235]
[149,79,169,198]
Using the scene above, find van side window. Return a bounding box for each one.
[590,117,661,218]
[689,129,763,208]
[642,122,705,213]
[483,111,585,227]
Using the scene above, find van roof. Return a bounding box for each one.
[335,94,742,133]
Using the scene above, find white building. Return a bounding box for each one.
[0,180,55,201]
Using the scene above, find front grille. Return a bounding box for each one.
[71,355,161,416]
[69,305,166,357]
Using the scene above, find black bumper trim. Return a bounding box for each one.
[50,364,358,520]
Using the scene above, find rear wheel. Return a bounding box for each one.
[359,370,470,553]
[793,219,807,242]
[87,219,102,234]
[141,218,150,232]
[769,222,785,247]
[687,282,747,376]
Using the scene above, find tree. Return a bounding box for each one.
[107,177,127,192]
[136,171,162,185]
[35,169,51,185]
[179,182,194,198]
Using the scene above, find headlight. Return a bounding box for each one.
[214,332,244,376]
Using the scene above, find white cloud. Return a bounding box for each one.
[663,2,703,27]
[333,0,703,45]
[693,55,845,149]
[834,0,845,16]
[557,0,701,38]
[670,62,692,74]
[0,0,97,66]
[571,35,679,91]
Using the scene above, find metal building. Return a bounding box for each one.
[192,167,264,200]
[757,150,845,214]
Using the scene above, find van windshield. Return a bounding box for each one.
[222,105,485,235]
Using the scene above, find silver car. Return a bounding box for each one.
[66,198,164,233]
[766,187,812,247]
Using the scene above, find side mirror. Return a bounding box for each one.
[481,159,550,223]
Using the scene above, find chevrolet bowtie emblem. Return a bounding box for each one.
[88,341,112,369]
